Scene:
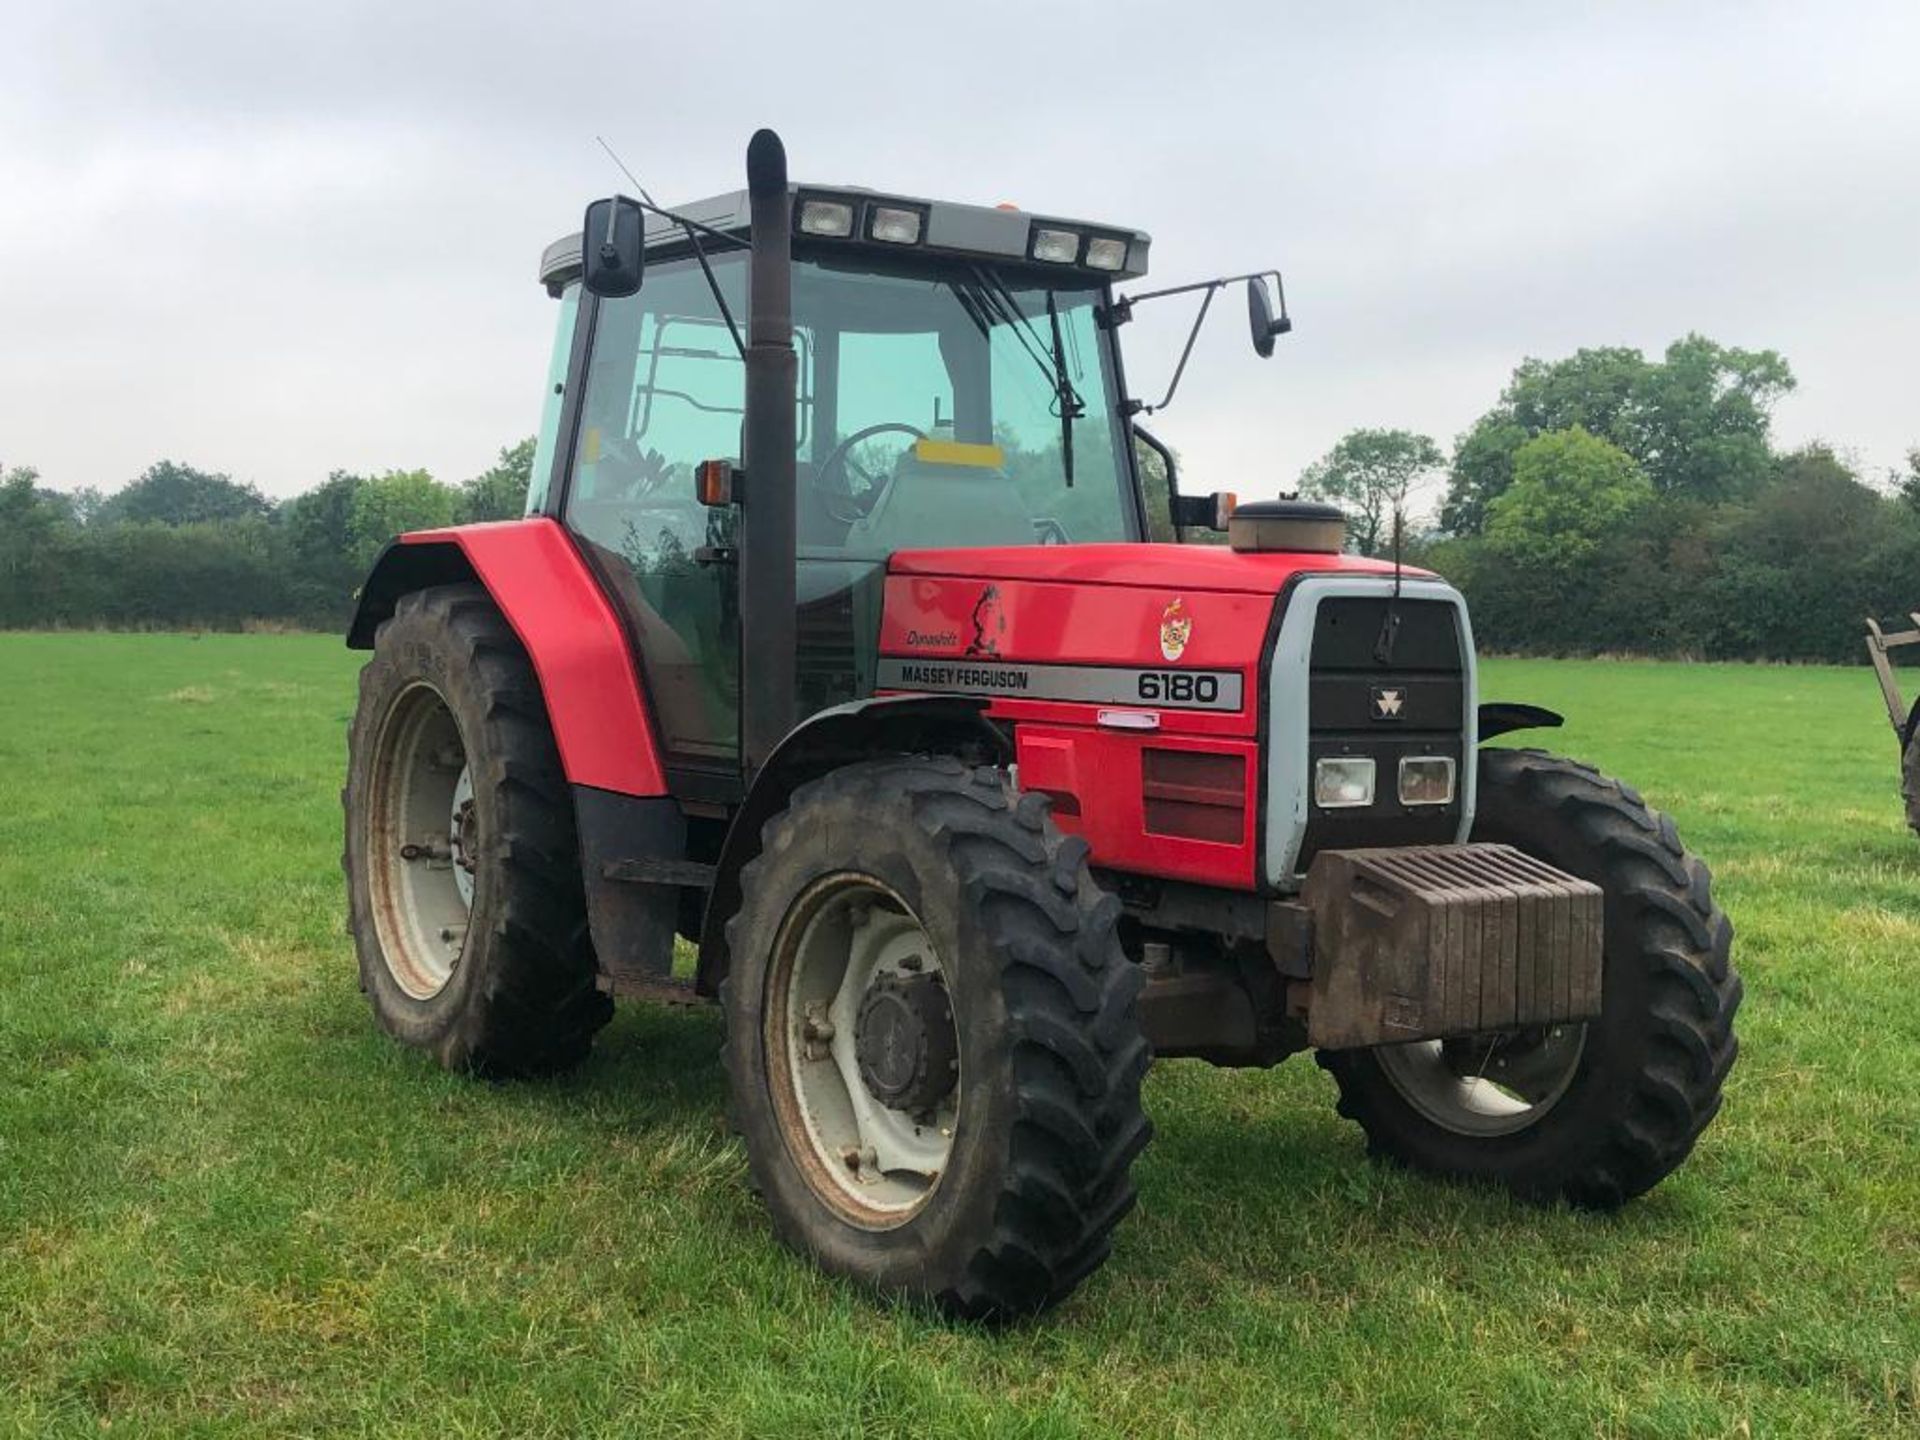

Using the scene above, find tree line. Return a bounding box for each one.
[1300,334,1920,663]
[6,332,1918,663]
[0,442,533,630]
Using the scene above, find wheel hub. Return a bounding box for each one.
[854,974,957,1112]
[449,766,477,908]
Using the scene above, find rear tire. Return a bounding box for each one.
[344,584,611,1076]
[1900,731,1920,837]
[1318,748,1740,1208]
[721,757,1151,1320]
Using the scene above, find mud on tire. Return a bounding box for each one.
[344,584,611,1076]
[1318,747,1741,1208]
[721,757,1151,1320]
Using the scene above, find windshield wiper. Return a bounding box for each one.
[955,268,1085,485]
[1044,290,1082,487]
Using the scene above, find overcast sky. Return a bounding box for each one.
[4,1,1916,511]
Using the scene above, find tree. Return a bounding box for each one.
[460,437,537,524]
[1299,428,1443,556]
[282,470,370,620]
[1892,446,1920,513]
[348,469,458,568]
[1441,336,1794,533]
[1485,427,1653,570]
[97,460,272,527]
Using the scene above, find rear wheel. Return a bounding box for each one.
[1900,731,1920,837]
[721,757,1151,1320]
[1318,748,1741,1208]
[344,584,611,1075]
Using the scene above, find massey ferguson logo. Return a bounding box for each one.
[1371,686,1406,720]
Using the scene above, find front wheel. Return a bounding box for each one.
[721,757,1151,1320]
[1318,748,1741,1208]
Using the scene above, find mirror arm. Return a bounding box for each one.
[620,197,747,359]
[1132,282,1220,416]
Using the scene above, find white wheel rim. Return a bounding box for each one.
[1375,1024,1588,1137]
[766,874,960,1227]
[367,683,472,1000]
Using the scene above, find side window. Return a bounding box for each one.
[523,286,580,514]
[569,266,745,571]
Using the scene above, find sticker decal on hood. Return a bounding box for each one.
[1159,597,1192,662]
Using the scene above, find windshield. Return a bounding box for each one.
[792,252,1136,554]
[563,249,1138,564]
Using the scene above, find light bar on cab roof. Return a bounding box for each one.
[797,199,854,237]
[1030,227,1080,264]
[868,205,923,244]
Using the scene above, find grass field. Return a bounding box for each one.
[2,634,1917,1438]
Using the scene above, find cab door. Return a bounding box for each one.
[560,258,751,777]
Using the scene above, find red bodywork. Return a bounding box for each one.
[383,525,1421,894]
[393,520,668,796]
[881,545,1416,891]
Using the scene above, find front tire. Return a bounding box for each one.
[344,584,611,1076]
[721,757,1151,1320]
[1318,748,1741,1208]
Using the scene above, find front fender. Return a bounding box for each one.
[1478,701,1565,742]
[694,695,1010,994]
[347,520,667,796]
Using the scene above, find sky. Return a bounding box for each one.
[3,0,1916,514]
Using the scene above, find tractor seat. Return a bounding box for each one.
[849,452,1035,555]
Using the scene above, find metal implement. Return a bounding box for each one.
[1864,614,1920,740]
[1302,843,1603,1050]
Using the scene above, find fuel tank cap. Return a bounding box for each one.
[1228,498,1347,554]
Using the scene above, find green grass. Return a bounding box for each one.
[2,636,1917,1438]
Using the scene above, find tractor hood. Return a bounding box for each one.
[876,543,1438,745]
[887,543,1421,595]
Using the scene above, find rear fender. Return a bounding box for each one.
[347,519,667,796]
[693,695,1010,995]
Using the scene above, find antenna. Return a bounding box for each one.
[1373,503,1406,666]
[593,135,746,358]
[1392,502,1405,601]
[595,135,659,208]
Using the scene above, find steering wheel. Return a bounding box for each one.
[814,423,927,524]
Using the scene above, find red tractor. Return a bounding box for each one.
[343,130,1740,1318]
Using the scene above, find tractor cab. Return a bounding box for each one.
[523,183,1184,778]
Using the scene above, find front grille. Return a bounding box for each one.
[1298,596,1466,869]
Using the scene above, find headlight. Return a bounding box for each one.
[1030,227,1080,263]
[1398,756,1456,806]
[798,199,854,237]
[868,205,922,244]
[1313,757,1376,809]
[1084,236,1128,271]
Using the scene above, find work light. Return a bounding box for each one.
[1030,227,1080,263]
[1084,236,1128,271]
[1398,756,1456,806]
[868,205,922,244]
[798,199,855,237]
[1314,757,1376,809]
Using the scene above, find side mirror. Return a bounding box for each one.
[1247,275,1292,358]
[582,195,646,298]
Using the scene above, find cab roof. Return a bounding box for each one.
[539,183,1151,295]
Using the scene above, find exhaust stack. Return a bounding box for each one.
[740,128,798,775]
